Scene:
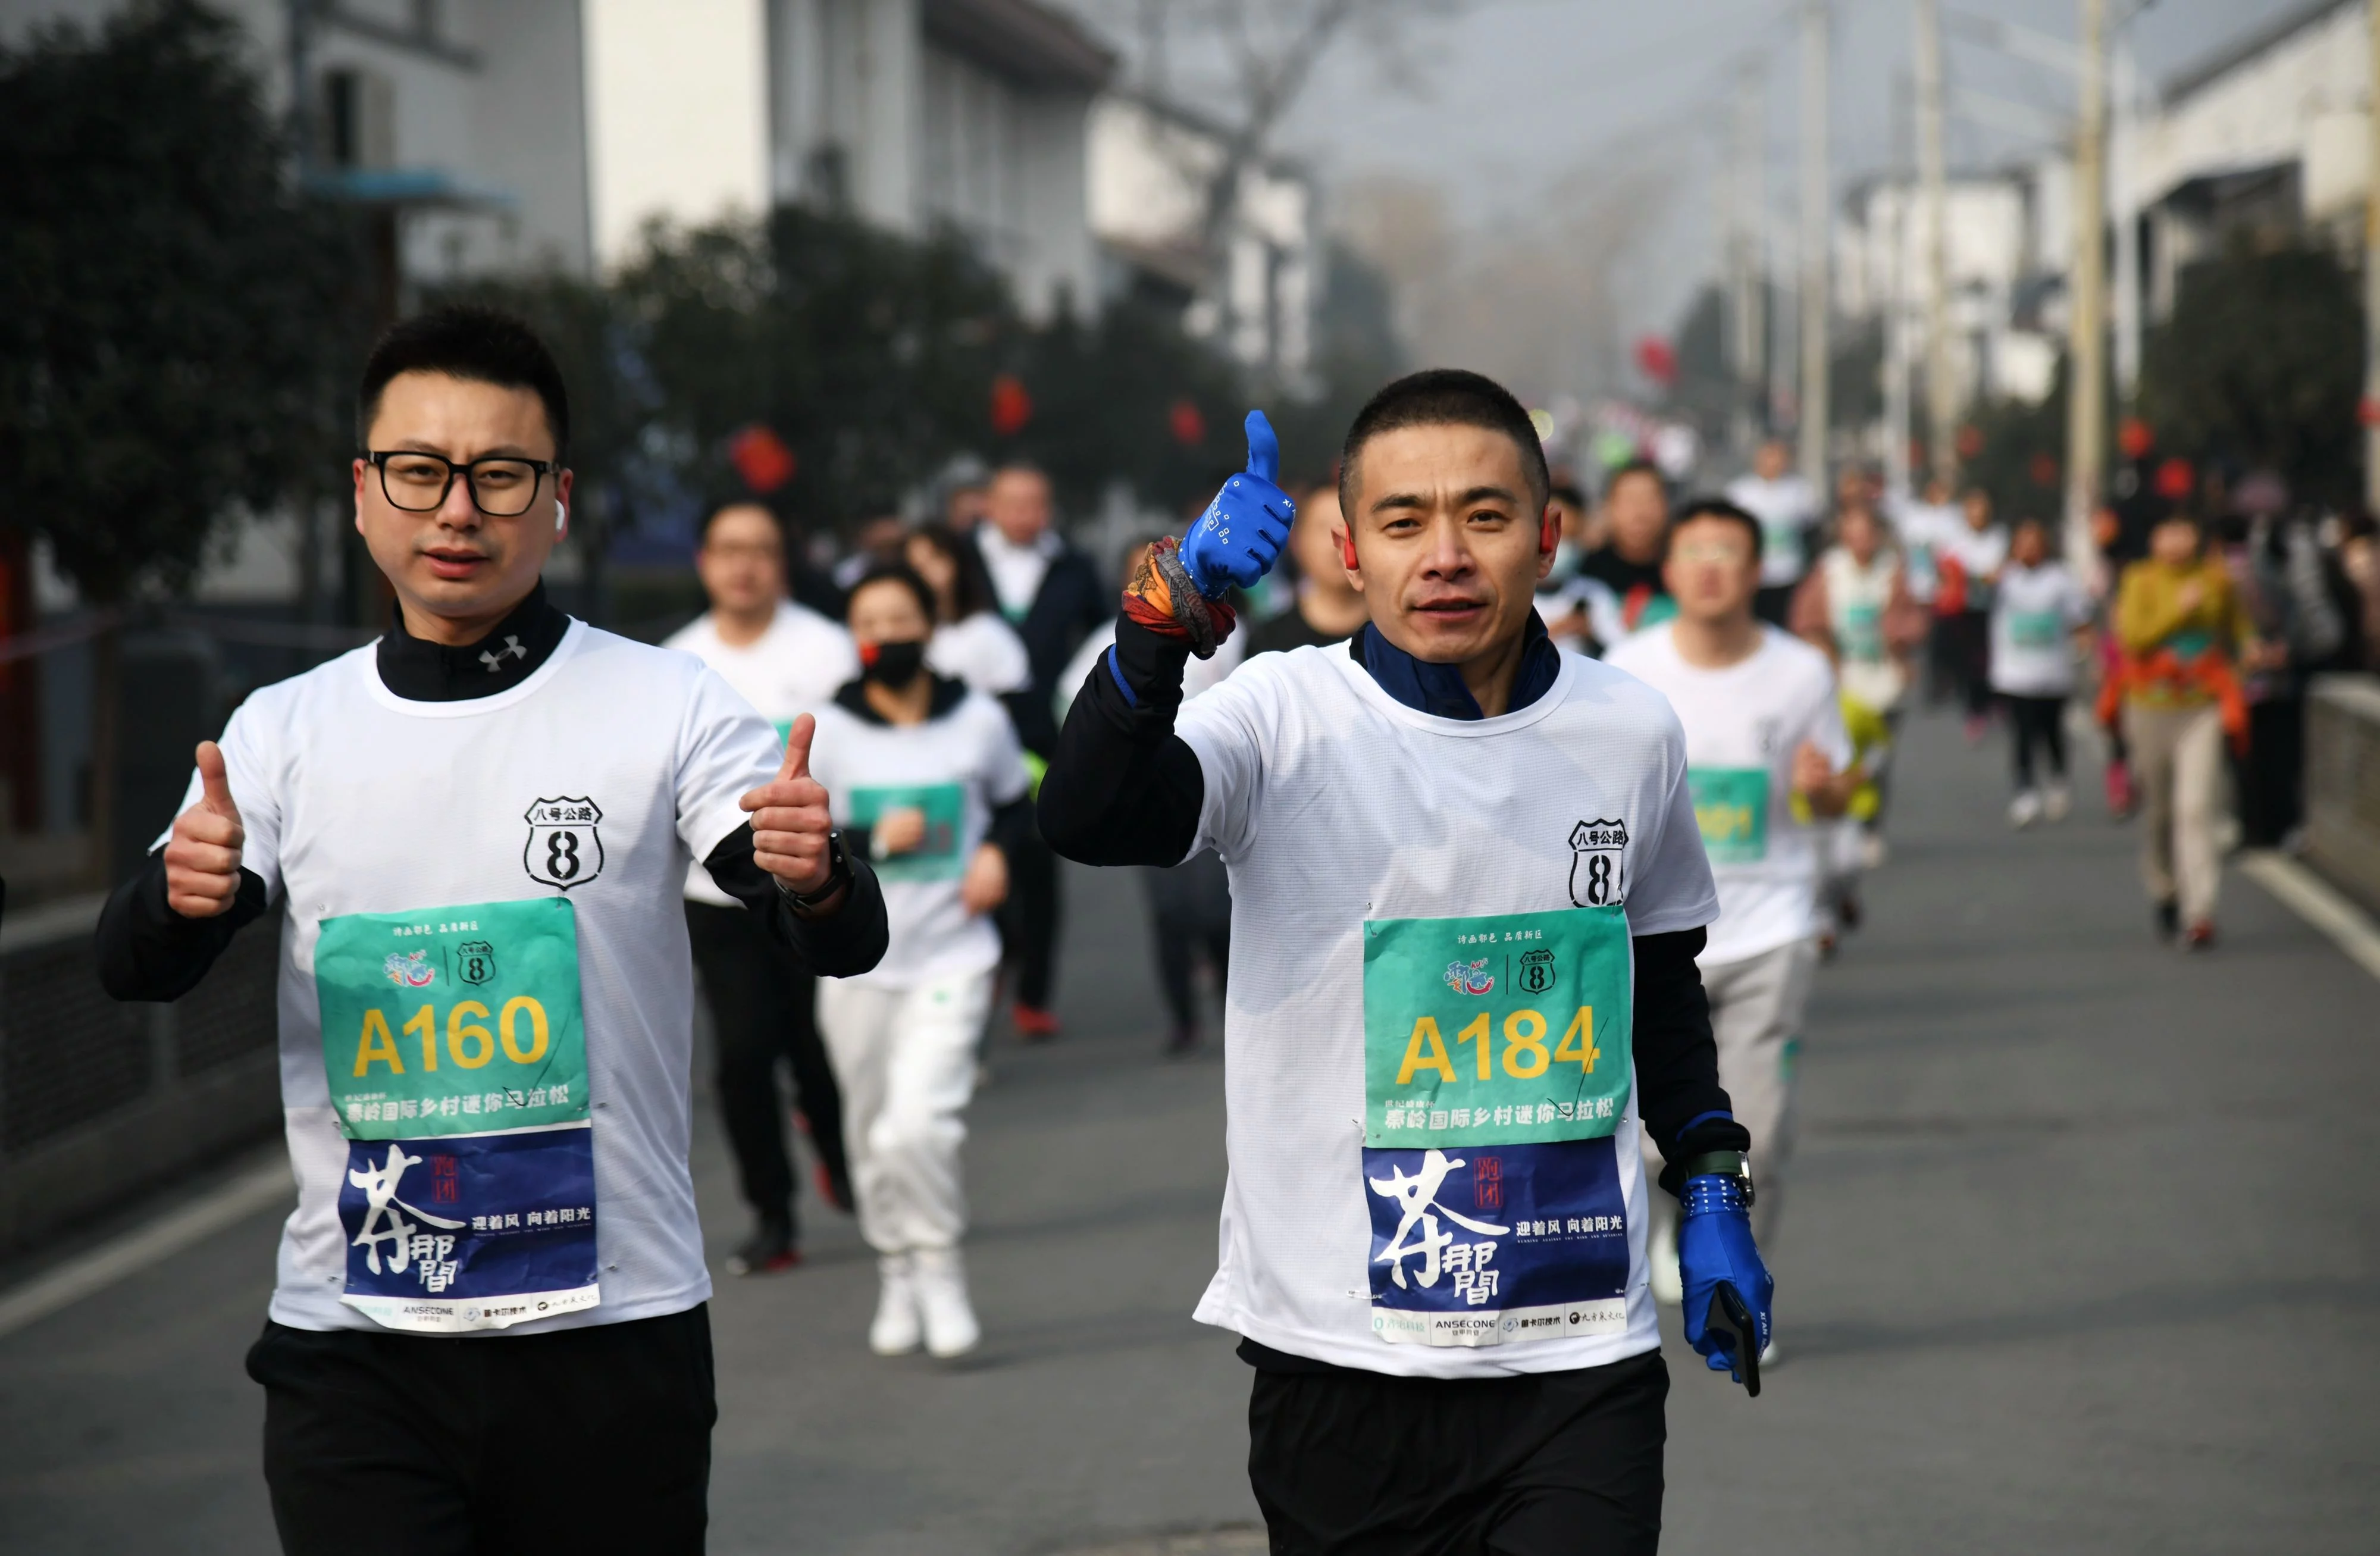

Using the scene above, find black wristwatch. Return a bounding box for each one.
[779,828,851,913]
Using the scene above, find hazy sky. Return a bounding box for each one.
[1067,0,2320,366]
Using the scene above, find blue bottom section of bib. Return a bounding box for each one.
[1363,1137,1629,1321]
[337,1126,597,1313]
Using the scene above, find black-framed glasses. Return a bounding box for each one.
[366,450,562,516]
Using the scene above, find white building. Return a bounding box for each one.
[1086,90,1317,386]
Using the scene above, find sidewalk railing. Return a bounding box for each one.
[2305,674,2380,914]
[0,895,283,1256]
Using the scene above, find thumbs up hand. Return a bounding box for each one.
[1180,409,1295,599]
[741,713,837,897]
[163,741,246,919]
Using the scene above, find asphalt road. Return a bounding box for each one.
[2,705,2375,1554]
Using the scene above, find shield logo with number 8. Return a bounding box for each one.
[524,798,605,891]
[1568,819,1628,909]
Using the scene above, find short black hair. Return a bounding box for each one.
[1339,369,1550,521]
[699,497,789,548]
[845,559,938,627]
[1667,497,1764,562]
[1549,480,1588,509]
[1602,458,1667,503]
[358,305,571,459]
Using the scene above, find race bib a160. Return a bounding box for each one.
[314,898,588,1138]
[1362,906,1633,1148]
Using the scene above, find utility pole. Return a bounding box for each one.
[2366,0,2380,508]
[2066,0,2108,575]
[1799,0,1830,491]
[1733,67,1767,453]
[2111,39,2142,397]
[1916,0,1955,490]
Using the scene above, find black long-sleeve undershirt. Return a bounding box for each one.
[1039,616,1748,1179]
[97,822,888,1003]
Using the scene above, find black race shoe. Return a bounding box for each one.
[725,1217,798,1276]
[2154,900,2179,942]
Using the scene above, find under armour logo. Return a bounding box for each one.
[480,635,527,672]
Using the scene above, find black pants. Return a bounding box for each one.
[1947,610,1994,718]
[2004,693,2068,790]
[1141,850,1232,1034]
[685,900,848,1229]
[1248,1351,1668,1555]
[249,1307,715,1556]
[2239,694,2305,847]
[1001,823,1062,1010]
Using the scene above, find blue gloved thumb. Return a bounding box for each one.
[1244,410,1279,486]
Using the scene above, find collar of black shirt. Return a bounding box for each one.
[375,580,571,702]
[1350,609,1561,721]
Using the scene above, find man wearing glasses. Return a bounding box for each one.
[95,305,887,1555]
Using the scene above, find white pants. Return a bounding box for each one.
[1645,937,1817,1245]
[816,970,992,1255]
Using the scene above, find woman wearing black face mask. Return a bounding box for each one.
[806,561,1035,1360]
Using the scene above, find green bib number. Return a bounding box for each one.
[850,784,967,882]
[315,898,588,1139]
[2006,609,2064,650]
[1837,602,1884,661]
[1689,767,1770,863]
[1363,906,1633,1148]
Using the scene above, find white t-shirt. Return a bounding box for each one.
[173,622,785,1335]
[1818,547,1908,713]
[926,610,1032,697]
[1990,561,2092,696]
[1942,523,2011,611]
[1601,624,1850,967]
[1889,499,1961,605]
[663,600,858,906]
[1174,647,1718,1377]
[1726,474,1821,587]
[977,527,1060,620]
[808,688,1030,990]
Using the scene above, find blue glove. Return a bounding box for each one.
[1678,1173,1773,1386]
[1180,411,1294,599]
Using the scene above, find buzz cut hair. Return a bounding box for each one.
[1667,497,1765,562]
[1338,369,1551,521]
[358,304,571,459]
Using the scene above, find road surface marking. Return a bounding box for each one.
[2239,850,2380,985]
[0,1158,292,1341]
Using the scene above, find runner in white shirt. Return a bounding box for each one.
[1041,372,1773,1553]
[808,563,1033,1360]
[906,521,1034,700]
[665,501,862,1276]
[1724,437,1821,626]
[1604,498,1859,1330]
[94,306,884,1555]
[1990,518,2096,828]
[1890,473,1964,705]
[1943,487,2013,739]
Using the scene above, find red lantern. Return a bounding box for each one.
[2118,417,2153,459]
[1169,398,1207,448]
[989,374,1033,437]
[726,424,797,494]
[1955,424,1984,460]
[1634,336,1677,387]
[2028,452,2060,489]
[2153,457,2195,502]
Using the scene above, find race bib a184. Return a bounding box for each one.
[315,898,589,1138]
[1363,906,1633,1148]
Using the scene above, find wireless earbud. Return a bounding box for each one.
[553,498,566,533]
